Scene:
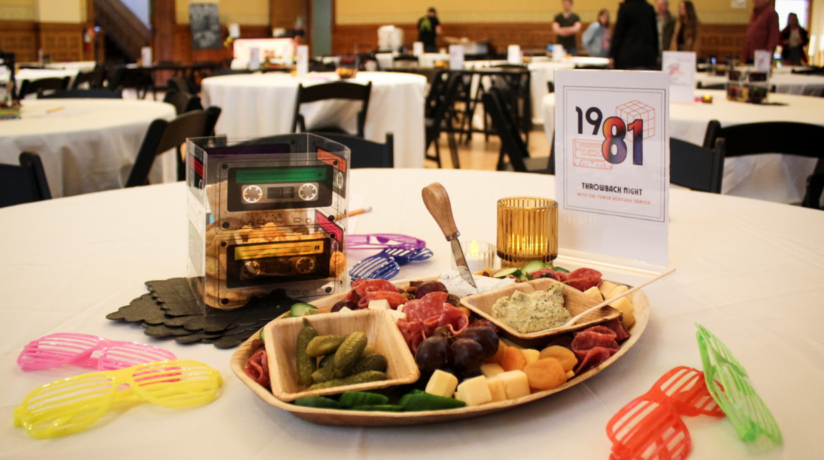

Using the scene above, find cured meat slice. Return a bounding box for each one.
[575,347,618,374]
[403,292,449,322]
[438,304,469,336]
[547,335,574,350]
[530,268,568,282]
[351,279,399,298]
[571,327,618,357]
[565,268,603,292]
[357,290,409,309]
[601,318,630,343]
[243,348,270,388]
[468,319,499,333]
[396,319,426,353]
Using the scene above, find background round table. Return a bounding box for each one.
[542,90,824,204]
[1,68,80,90]
[696,72,824,97]
[1,169,821,459]
[201,72,426,168]
[0,99,176,197]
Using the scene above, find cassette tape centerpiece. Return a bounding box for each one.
[186,134,350,313]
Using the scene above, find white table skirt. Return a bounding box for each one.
[201,72,427,169]
[697,72,824,97]
[542,90,824,204]
[0,99,177,197]
[1,169,822,459]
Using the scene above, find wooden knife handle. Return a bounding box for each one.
[422,182,459,239]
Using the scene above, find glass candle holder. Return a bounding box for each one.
[497,197,558,269]
[450,240,496,273]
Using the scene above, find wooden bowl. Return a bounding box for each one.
[461,279,621,349]
[264,309,419,402]
[231,278,651,426]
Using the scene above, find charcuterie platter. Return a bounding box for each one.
[230,271,651,427]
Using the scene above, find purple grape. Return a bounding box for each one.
[415,336,449,373]
[460,327,499,358]
[415,281,448,299]
[451,339,485,374]
[331,300,358,312]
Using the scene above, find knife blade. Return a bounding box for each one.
[421,182,478,290]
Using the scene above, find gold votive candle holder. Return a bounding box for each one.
[497,197,558,268]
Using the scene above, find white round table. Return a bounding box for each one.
[44,61,97,72]
[542,90,824,204]
[0,99,177,197]
[696,72,824,97]
[1,69,80,93]
[1,169,821,459]
[201,72,427,169]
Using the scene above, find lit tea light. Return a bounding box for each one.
[453,240,496,273]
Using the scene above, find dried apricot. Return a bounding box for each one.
[484,339,507,364]
[500,346,527,372]
[539,345,578,372]
[523,358,566,391]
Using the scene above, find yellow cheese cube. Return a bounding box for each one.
[522,349,540,365]
[497,370,531,400]
[455,376,493,406]
[606,284,628,300]
[481,363,505,378]
[598,281,618,298]
[583,286,603,301]
[609,296,635,329]
[565,370,575,380]
[368,299,390,310]
[486,377,507,402]
[425,370,459,398]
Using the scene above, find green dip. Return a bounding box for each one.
[491,283,570,333]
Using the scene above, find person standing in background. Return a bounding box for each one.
[779,13,809,65]
[609,0,658,69]
[742,0,779,63]
[418,7,442,53]
[670,1,701,52]
[582,9,611,58]
[553,0,582,56]
[657,0,676,54]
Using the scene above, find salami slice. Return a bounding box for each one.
[547,335,574,350]
[351,279,399,298]
[566,268,603,292]
[396,319,426,353]
[601,318,630,343]
[574,347,618,373]
[403,292,449,322]
[438,304,469,336]
[243,349,270,387]
[357,290,409,309]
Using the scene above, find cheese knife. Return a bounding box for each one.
[422,182,478,290]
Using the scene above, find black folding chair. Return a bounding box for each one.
[204,69,252,78]
[803,174,824,209]
[71,66,107,89]
[291,81,372,138]
[38,89,122,99]
[309,59,336,72]
[0,152,51,208]
[125,111,209,187]
[704,120,824,207]
[204,106,222,136]
[18,77,70,98]
[547,81,555,93]
[696,82,726,90]
[483,88,551,174]
[109,67,156,99]
[163,90,203,115]
[314,133,394,168]
[393,55,419,69]
[167,76,197,95]
[425,72,462,168]
[670,138,725,193]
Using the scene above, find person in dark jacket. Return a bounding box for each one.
[610,0,659,70]
[779,13,809,65]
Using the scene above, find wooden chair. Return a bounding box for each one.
[314,132,394,168]
[703,119,824,207]
[18,77,70,98]
[425,72,462,168]
[0,152,51,208]
[483,88,552,174]
[125,111,209,187]
[38,89,122,99]
[291,81,372,138]
[670,138,725,193]
[163,90,203,115]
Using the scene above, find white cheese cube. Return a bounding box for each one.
[598,281,618,298]
[486,377,507,402]
[480,363,504,378]
[338,306,353,314]
[368,299,390,310]
[454,376,492,406]
[425,370,459,398]
[497,370,531,400]
[605,284,628,300]
[583,286,603,302]
[522,349,540,365]
[387,309,407,322]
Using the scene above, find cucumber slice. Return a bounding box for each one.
[259,329,265,343]
[290,302,318,317]
[351,404,403,412]
[294,397,341,409]
[399,392,466,411]
[339,391,389,408]
[521,260,547,275]
[553,266,570,274]
[492,267,520,279]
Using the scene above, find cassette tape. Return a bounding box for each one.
[227,165,338,211]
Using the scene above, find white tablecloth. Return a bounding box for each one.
[375,53,449,69]
[1,69,80,92]
[1,169,822,459]
[201,72,427,169]
[542,90,824,204]
[44,61,97,72]
[0,99,177,197]
[697,72,824,97]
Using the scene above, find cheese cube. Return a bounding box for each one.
[486,377,507,402]
[583,286,603,302]
[455,376,493,406]
[565,370,575,380]
[387,309,407,322]
[480,363,505,378]
[608,295,635,329]
[425,370,459,398]
[605,285,628,300]
[368,299,390,310]
[522,349,540,365]
[497,370,531,400]
[338,306,353,314]
[598,281,618,298]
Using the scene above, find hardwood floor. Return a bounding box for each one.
[424,127,550,170]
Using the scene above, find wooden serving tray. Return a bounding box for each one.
[230,277,650,426]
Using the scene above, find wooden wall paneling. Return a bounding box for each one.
[172,24,272,65]
[38,23,85,62]
[698,24,748,59]
[0,21,38,63]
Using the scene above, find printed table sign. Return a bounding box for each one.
[554,70,669,265]
[754,50,772,73]
[449,45,465,70]
[296,45,309,77]
[662,51,696,103]
[508,45,522,64]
